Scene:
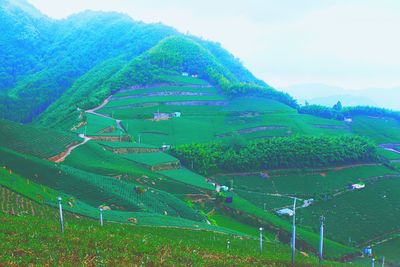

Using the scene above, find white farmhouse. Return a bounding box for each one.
[276,208,294,216]
[350,183,365,190]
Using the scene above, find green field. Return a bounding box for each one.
[298,177,400,246]
[0,147,202,221]
[158,74,210,85]
[113,85,218,98]
[351,116,400,143]
[214,165,396,198]
[0,210,334,266]
[97,141,158,149]
[73,113,123,136]
[122,152,179,166]
[99,92,356,147]
[63,141,160,177]
[0,119,80,158]
[212,164,400,257]
[371,235,400,263]
[377,148,400,160]
[159,168,214,190]
[104,95,226,108]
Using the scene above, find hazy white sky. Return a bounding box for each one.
[28,0,400,90]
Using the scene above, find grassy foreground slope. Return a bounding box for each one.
[0,210,341,266]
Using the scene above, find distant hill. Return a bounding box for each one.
[309,94,377,107]
[282,83,400,110]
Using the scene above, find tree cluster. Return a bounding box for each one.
[171,135,377,175]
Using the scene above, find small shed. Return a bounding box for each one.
[350,183,365,190]
[276,208,294,216]
[172,112,181,118]
[154,112,170,121]
[161,144,171,151]
[344,117,353,123]
[363,246,372,256]
[181,72,189,77]
[215,184,221,193]
[220,185,229,192]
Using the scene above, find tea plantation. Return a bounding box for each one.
[2,76,400,265]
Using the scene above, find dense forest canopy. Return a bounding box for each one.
[171,136,377,175]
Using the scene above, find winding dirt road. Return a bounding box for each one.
[54,134,91,163]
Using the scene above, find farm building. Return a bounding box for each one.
[181,72,189,76]
[344,117,353,123]
[302,198,314,208]
[350,183,365,190]
[215,184,221,193]
[220,185,229,191]
[153,112,182,121]
[276,208,294,216]
[215,184,229,193]
[161,144,171,151]
[363,246,372,256]
[153,112,170,121]
[172,112,181,118]
[191,74,198,78]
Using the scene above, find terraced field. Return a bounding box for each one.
[351,115,400,143]
[212,164,400,261]
[298,177,400,247]
[0,147,203,221]
[159,168,214,190]
[122,152,180,171]
[0,119,81,159]
[3,74,400,264]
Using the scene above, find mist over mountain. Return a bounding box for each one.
[283,83,400,110]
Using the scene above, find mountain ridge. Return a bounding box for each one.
[0,0,263,124]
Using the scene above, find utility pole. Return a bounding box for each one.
[99,208,103,226]
[259,227,263,255]
[58,197,64,234]
[263,203,266,211]
[319,216,325,264]
[227,240,230,250]
[291,198,297,267]
[382,256,385,267]
[138,134,141,144]
[372,258,375,267]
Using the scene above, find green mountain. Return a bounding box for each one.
[0,0,263,124]
[1,1,400,266]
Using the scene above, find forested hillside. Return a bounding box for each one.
[0,0,262,124]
